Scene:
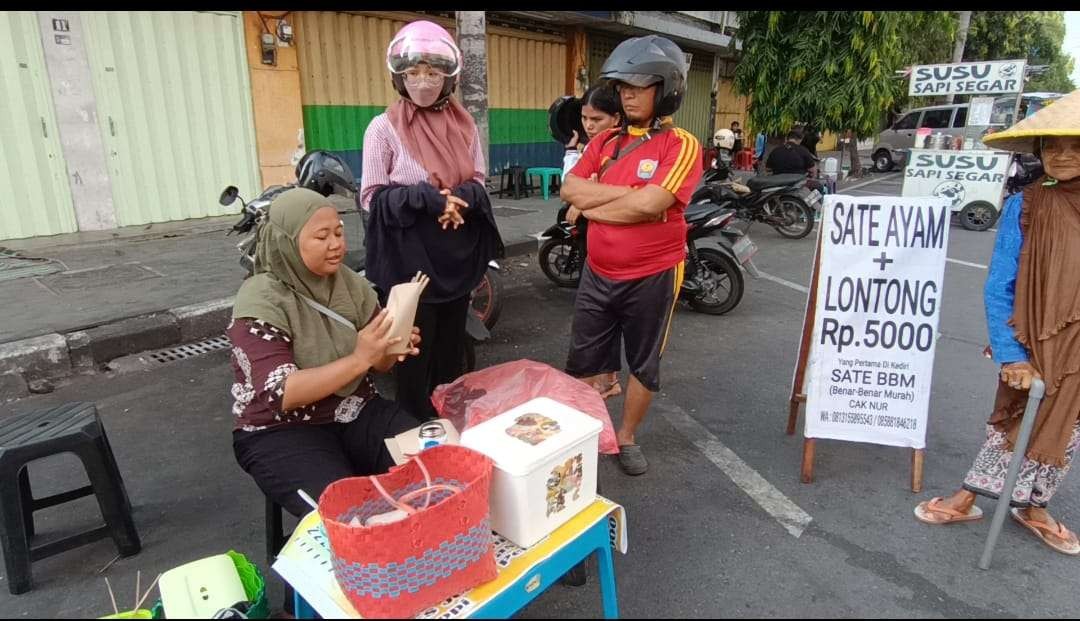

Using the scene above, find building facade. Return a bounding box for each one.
[0,10,747,241]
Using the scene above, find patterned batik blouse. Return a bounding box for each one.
[227,318,377,432]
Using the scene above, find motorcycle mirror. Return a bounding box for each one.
[219,186,240,206]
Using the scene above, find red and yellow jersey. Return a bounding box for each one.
[570,123,703,280]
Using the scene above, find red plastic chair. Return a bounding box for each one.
[734,149,755,171]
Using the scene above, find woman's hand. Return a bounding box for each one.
[566,130,580,150]
[566,205,582,225]
[438,189,467,230]
[353,309,401,369]
[373,326,421,372]
[1001,361,1040,390]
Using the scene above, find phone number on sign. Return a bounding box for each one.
[820,318,935,354]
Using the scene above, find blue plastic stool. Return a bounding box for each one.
[525,167,563,201]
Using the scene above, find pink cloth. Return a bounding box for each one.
[360,113,486,211]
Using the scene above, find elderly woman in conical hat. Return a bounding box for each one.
[913,89,1080,556]
[228,187,424,517]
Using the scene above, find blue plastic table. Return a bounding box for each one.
[277,497,627,619]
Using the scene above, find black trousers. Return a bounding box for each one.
[233,396,421,517]
[394,295,470,421]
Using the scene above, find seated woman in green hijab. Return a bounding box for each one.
[228,188,423,517]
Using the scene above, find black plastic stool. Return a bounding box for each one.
[495,166,533,199]
[0,402,140,594]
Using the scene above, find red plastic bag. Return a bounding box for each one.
[431,359,619,454]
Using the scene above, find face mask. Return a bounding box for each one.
[405,79,444,108]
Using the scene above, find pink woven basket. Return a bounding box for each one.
[318,445,497,618]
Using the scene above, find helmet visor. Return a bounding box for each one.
[604,72,662,88]
[387,34,461,77]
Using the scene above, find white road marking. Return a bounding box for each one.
[837,173,901,193]
[946,258,988,269]
[756,270,810,294]
[658,402,813,538]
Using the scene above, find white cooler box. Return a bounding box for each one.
[460,397,601,548]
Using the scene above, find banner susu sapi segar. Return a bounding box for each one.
[908,59,1027,96]
[804,195,951,450]
[901,150,1011,213]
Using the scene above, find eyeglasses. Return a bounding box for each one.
[402,69,448,86]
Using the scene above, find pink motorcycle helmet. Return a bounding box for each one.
[386,20,462,105]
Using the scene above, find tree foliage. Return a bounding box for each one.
[963,11,1075,93]
[733,12,953,139]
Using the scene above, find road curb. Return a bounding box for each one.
[0,235,537,393]
[502,238,536,261]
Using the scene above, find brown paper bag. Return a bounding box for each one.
[384,272,429,355]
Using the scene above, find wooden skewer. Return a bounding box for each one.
[134,574,162,612]
[104,577,119,615]
[134,571,140,612]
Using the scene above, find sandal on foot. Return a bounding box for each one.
[1010,508,1080,556]
[617,444,648,476]
[914,497,984,525]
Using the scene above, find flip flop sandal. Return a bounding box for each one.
[914,497,984,525]
[1010,508,1080,556]
[617,443,648,476]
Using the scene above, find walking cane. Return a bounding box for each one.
[978,377,1046,570]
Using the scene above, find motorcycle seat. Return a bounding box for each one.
[747,173,807,191]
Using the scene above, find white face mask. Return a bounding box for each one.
[404,78,444,108]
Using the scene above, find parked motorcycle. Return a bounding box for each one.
[537,201,759,315]
[693,164,815,240]
[220,151,502,370]
[1005,152,1044,196]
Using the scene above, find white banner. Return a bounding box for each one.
[901,149,1010,213]
[804,195,951,449]
[908,59,1027,96]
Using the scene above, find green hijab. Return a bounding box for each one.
[232,188,379,397]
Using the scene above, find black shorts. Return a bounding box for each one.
[565,262,684,392]
[233,396,421,517]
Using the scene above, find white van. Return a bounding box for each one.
[871,94,1040,173]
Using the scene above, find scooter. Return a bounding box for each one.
[537,200,759,315]
[692,161,815,240]
[1005,152,1044,196]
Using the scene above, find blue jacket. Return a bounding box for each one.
[984,192,1029,364]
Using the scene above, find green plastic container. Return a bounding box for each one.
[150,550,269,619]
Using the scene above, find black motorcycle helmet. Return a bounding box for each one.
[295,151,356,197]
[548,95,585,146]
[600,35,687,119]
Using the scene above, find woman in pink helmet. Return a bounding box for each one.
[360,21,503,420]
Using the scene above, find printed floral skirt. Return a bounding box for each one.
[963,422,1080,508]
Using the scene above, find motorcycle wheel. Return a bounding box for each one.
[539,238,584,288]
[772,197,815,239]
[688,247,744,315]
[470,266,503,331]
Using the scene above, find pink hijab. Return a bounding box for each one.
[386,96,477,190]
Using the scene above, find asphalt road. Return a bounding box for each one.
[4,173,1076,618]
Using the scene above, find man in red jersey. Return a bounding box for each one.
[560,35,703,476]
